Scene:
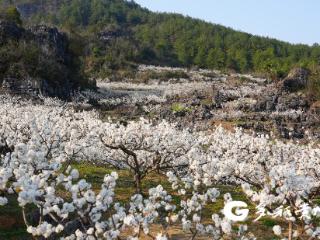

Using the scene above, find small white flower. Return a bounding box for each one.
[272,225,282,236]
[70,169,79,180]
[0,197,8,206]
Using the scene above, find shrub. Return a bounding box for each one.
[306,67,320,101]
[0,6,22,25]
[171,103,191,113]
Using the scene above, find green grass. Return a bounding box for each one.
[0,228,29,240]
[171,103,192,113]
[0,195,32,239]
[261,218,278,228]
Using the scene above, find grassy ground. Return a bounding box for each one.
[0,162,281,240]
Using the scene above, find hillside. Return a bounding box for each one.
[1,2,320,240]
[0,19,92,99]
[2,0,320,80]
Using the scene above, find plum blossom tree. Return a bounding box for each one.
[1,95,320,239]
[187,126,320,239]
[97,119,196,193]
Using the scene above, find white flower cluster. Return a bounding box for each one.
[1,95,320,239]
[187,126,320,238]
[0,98,243,239]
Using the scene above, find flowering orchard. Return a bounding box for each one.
[0,96,320,239]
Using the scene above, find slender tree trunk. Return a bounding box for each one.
[288,221,293,240]
[134,173,142,194]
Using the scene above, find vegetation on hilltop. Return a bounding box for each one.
[3,0,319,80]
[0,0,319,100]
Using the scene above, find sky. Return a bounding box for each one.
[134,0,320,45]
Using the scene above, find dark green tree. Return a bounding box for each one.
[5,6,22,25]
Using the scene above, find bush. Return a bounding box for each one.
[306,67,320,101]
[1,6,22,25]
[171,103,191,113]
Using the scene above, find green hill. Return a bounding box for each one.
[2,0,320,79]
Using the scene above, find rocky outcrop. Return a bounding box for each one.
[213,88,238,108]
[0,20,23,42]
[255,89,310,112]
[0,20,86,98]
[310,101,320,115]
[276,92,309,111]
[15,0,63,18]
[98,27,127,42]
[279,67,309,92]
[28,25,70,63]
[16,2,41,18]
[207,72,320,139]
[254,91,279,111]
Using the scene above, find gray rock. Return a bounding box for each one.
[0,20,23,43]
[280,67,309,92]
[0,21,80,99]
[28,25,69,63]
[276,92,309,111]
[254,88,280,112]
[98,27,126,42]
[63,219,82,235]
[213,89,238,108]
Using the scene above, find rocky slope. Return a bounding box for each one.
[85,66,320,141]
[210,68,318,139]
[0,20,89,99]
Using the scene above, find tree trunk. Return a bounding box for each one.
[288,221,293,240]
[134,174,142,194]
